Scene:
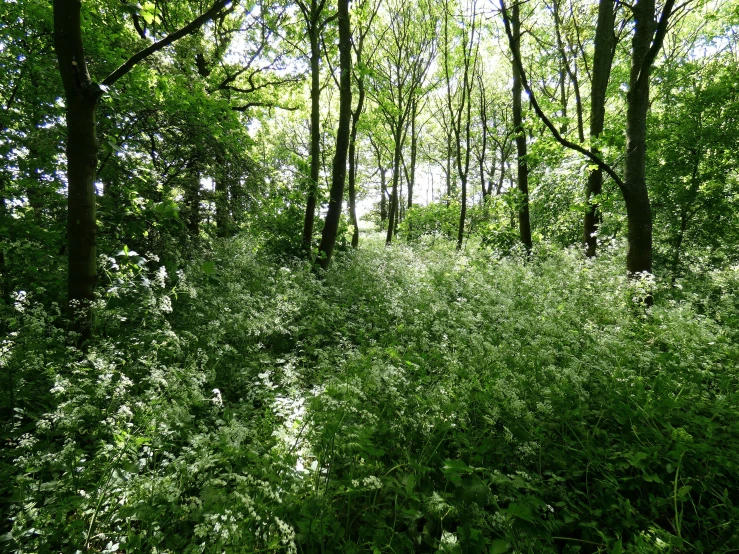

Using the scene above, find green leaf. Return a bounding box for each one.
[490,539,509,554]
[505,503,534,523]
[443,459,471,473]
[202,261,216,275]
[611,539,623,554]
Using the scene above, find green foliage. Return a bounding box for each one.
[400,200,460,241]
[3,235,738,552]
[648,58,739,276]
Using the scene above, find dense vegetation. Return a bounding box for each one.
[3,238,739,552]
[2,0,739,552]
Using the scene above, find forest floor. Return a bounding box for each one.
[2,234,739,553]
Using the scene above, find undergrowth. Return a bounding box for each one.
[1,235,738,553]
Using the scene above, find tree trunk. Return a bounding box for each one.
[623,0,655,275]
[479,77,489,199]
[407,97,417,209]
[54,0,102,342]
[511,2,532,252]
[54,0,229,342]
[215,174,230,237]
[348,53,366,248]
[583,0,615,256]
[554,0,568,135]
[317,0,351,270]
[0,176,10,308]
[446,133,452,201]
[386,125,403,244]
[349,151,359,247]
[185,168,201,237]
[380,167,387,224]
[497,149,506,194]
[302,28,321,252]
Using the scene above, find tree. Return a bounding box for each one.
[367,0,436,245]
[649,59,739,277]
[440,0,480,249]
[316,0,352,269]
[53,0,234,340]
[501,0,676,274]
[508,0,532,251]
[347,0,383,247]
[622,0,675,274]
[296,0,337,251]
[583,0,617,257]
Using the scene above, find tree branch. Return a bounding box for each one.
[500,0,626,194]
[634,0,677,92]
[231,101,299,111]
[102,0,234,87]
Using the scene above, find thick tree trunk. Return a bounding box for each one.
[317,0,351,270]
[511,3,532,252]
[54,0,229,342]
[54,0,102,342]
[623,0,655,275]
[302,30,321,252]
[583,0,615,256]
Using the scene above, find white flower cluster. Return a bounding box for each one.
[211,388,224,408]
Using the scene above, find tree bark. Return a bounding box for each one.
[623,0,656,274]
[583,0,615,256]
[215,174,231,237]
[54,0,230,342]
[478,75,490,199]
[348,150,360,247]
[317,0,351,269]
[511,2,532,252]
[386,123,404,244]
[407,97,417,209]
[348,49,367,248]
[380,168,387,224]
[302,27,321,252]
[54,0,102,341]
